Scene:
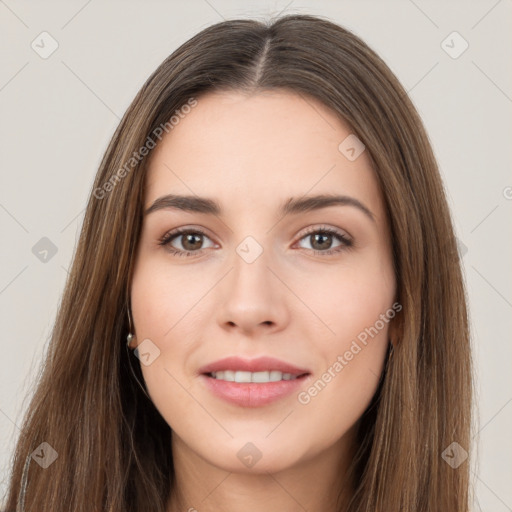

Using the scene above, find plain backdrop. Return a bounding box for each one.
[1,1,511,510]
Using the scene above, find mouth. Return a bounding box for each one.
[198,355,310,377]
[198,356,312,407]
[204,370,309,383]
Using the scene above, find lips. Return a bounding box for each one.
[198,356,310,377]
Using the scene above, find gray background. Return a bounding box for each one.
[1,1,511,510]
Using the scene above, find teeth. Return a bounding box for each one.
[210,370,299,383]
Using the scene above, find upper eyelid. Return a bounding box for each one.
[299,224,351,239]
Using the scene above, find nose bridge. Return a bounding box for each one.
[230,233,274,298]
[215,232,287,332]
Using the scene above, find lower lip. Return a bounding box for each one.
[200,373,310,408]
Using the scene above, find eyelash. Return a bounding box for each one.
[157,225,353,258]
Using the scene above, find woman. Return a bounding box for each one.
[2,13,473,512]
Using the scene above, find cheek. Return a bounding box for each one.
[295,252,395,344]
[294,253,394,407]
[129,260,197,413]
[130,256,209,340]
[130,257,217,399]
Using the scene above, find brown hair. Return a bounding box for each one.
[2,13,473,512]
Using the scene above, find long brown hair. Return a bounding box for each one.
[2,14,473,512]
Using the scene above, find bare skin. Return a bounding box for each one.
[130,90,397,511]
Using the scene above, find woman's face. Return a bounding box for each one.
[130,90,397,474]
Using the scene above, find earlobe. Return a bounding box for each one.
[126,305,137,349]
[127,332,136,349]
[387,328,398,351]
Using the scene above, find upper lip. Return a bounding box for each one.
[198,356,310,376]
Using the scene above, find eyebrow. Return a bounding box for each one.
[144,193,375,223]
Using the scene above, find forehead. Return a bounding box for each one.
[144,90,385,223]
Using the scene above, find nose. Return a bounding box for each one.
[215,243,290,336]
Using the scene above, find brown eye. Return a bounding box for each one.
[309,232,334,251]
[180,232,204,251]
[296,227,353,255]
[158,228,215,256]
